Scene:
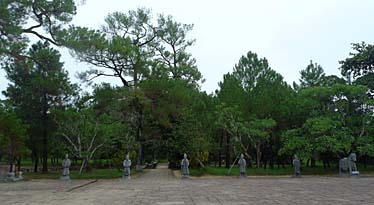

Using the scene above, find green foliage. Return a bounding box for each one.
[299,60,325,88]
[0,0,76,60]
[354,73,374,98]
[3,41,76,172]
[340,42,374,78]
[56,106,126,174]
[232,51,272,92]
[0,102,28,168]
[322,75,346,87]
[1,2,374,172]
[279,129,311,160]
[303,116,353,154]
[60,8,201,86]
[280,83,372,161]
[139,78,212,166]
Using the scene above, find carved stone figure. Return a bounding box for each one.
[292,155,301,177]
[61,154,71,180]
[238,154,246,178]
[181,153,189,178]
[123,154,131,179]
[339,153,359,176]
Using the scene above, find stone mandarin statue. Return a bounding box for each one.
[61,154,71,180]
[181,153,189,178]
[292,155,301,177]
[238,154,246,178]
[123,154,132,179]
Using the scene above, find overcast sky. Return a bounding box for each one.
[1,0,374,97]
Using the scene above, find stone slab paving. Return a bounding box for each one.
[0,165,373,204]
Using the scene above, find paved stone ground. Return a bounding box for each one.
[0,164,373,204]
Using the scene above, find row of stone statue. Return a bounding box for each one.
[60,154,132,180]
[59,152,360,180]
[181,153,360,178]
[238,153,359,178]
[292,153,360,177]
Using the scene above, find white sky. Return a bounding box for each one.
[1,0,374,97]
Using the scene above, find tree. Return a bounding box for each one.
[281,82,373,167]
[232,51,272,92]
[56,107,121,174]
[214,103,243,167]
[299,60,325,88]
[303,117,353,158]
[248,119,276,168]
[279,128,312,161]
[357,108,374,158]
[354,73,374,98]
[3,41,75,173]
[0,0,77,61]
[59,8,200,170]
[153,15,201,83]
[322,75,346,87]
[139,78,211,167]
[340,42,374,79]
[217,73,246,113]
[0,102,27,173]
[60,8,201,86]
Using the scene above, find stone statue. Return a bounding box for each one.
[292,155,301,177]
[339,153,359,176]
[238,154,246,178]
[123,154,131,179]
[61,154,71,180]
[181,153,189,178]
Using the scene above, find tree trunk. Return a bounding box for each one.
[256,143,261,168]
[218,129,223,167]
[8,129,17,173]
[9,163,15,173]
[17,157,21,172]
[311,158,316,168]
[42,93,48,173]
[79,158,87,174]
[136,109,143,171]
[33,156,38,173]
[225,130,231,168]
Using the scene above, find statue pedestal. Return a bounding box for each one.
[351,171,360,178]
[60,175,70,180]
[122,175,131,180]
[6,172,16,182]
[351,171,360,175]
[3,172,23,182]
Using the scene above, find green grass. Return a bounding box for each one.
[190,165,374,177]
[20,159,112,167]
[24,168,141,180]
[157,159,169,163]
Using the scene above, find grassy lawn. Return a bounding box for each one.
[24,168,142,180]
[190,164,374,177]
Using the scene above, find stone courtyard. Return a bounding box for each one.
[0,164,373,205]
